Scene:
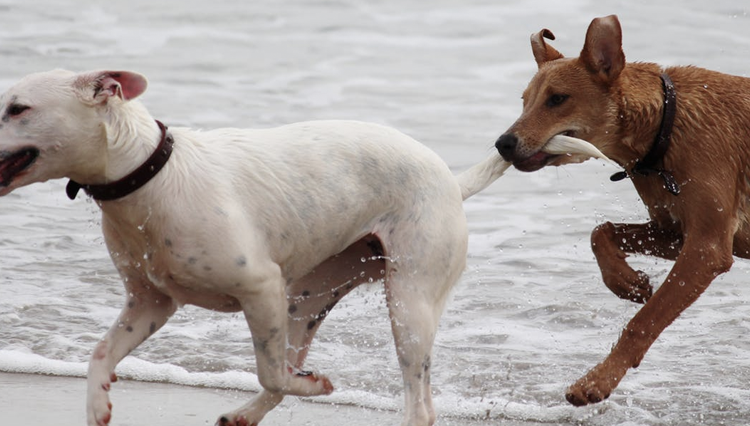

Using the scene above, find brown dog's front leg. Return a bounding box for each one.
[591,221,682,303]
[567,229,733,406]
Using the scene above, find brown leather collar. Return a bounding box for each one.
[610,73,680,195]
[66,120,174,201]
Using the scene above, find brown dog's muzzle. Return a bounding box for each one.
[495,131,560,172]
[495,133,519,162]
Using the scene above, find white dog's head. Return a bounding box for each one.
[0,69,148,195]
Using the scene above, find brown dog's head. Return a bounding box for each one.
[496,15,626,172]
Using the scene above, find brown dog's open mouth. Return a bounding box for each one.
[0,148,39,187]
[514,132,611,172]
[514,151,559,172]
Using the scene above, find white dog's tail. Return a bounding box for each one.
[456,135,612,200]
[456,154,511,201]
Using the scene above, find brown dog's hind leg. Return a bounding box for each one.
[591,221,682,303]
[568,225,733,406]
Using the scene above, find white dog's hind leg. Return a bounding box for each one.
[383,223,467,426]
[218,237,386,426]
[385,274,445,426]
[86,276,176,426]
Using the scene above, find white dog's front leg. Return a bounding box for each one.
[87,280,176,426]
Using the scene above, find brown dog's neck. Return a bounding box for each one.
[610,62,669,169]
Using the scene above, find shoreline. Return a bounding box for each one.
[0,372,542,425]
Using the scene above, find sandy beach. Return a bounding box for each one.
[0,372,540,425]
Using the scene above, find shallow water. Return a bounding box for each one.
[1,0,750,424]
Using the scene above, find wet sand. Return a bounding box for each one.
[0,372,545,425]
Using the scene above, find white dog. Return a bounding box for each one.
[0,69,515,426]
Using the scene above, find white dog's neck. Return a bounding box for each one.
[100,100,163,184]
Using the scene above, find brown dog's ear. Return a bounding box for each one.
[580,15,625,82]
[74,70,148,105]
[531,29,564,67]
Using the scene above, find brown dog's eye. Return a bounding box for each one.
[546,94,569,107]
[7,104,30,116]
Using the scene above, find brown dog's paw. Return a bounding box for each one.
[216,415,254,426]
[602,268,652,304]
[565,363,625,407]
[565,380,610,406]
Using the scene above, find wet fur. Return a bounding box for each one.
[496,15,750,406]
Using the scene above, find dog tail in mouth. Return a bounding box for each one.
[456,154,511,200]
[543,135,611,162]
[456,135,611,200]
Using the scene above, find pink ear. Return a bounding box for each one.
[99,71,148,100]
[74,70,148,105]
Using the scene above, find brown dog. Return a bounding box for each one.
[496,14,750,407]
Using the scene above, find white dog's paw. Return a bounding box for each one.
[290,369,334,396]
[87,373,117,425]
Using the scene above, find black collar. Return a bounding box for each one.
[610,73,680,195]
[66,120,174,201]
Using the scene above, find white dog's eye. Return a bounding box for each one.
[7,104,30,116]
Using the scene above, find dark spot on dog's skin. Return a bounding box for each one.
[301,290,310,297]
[149,322,156,335]
[254,339,269,355]
[164,238,172,247]
[126,326,133,332]
[234,282,241,287]
[288,304,297,314]
[307,320,316,330]
[236,255,247,267]
[316,302,338,321]
[203,265,212,272]
[332,290,340,298]
[128,300,135,308]
[422,355,431,373]
[398,355,411,368]
[188,257,197,265]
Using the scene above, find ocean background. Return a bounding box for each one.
[1,0,750,425]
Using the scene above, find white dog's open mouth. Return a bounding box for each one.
[0,147,39,187]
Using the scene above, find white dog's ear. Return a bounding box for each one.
[74,70,148,105]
